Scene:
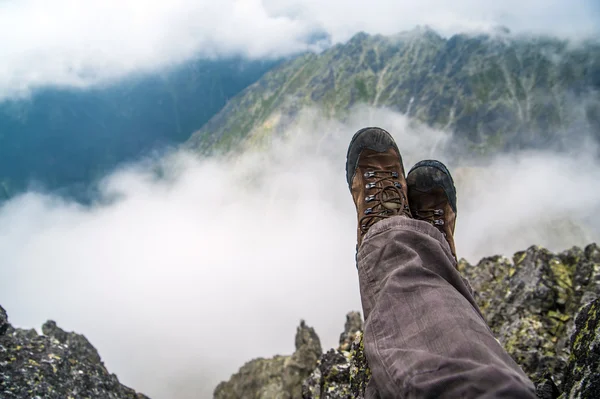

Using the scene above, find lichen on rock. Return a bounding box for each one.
[561,298,600,399]
[302,313,371,399]
[0,308,148,399]
[214,320,322,399]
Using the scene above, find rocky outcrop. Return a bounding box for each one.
[561,299,600,399]
[458,244,600,387]
[0,306,148,399]
[302,313,370,399]
[214,321,322,399]
[217,244,600,399]
[2,244,598,398]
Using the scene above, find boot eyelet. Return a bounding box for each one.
[394,182,402,188]
[434,209,444,216]
[365,208,373,215]
[365,195,376,202]
[364,171,375,178]
[434,219,445,226]
[365,183,376,189]
[392,172,399,178]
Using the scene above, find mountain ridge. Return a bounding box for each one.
[187,29,600,156]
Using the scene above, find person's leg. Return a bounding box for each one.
[358,217,535,398]
[346,127,536,398]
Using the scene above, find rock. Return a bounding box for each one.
[302,327,371,399]
[561,298,600,399]
[0,305,8,336]
[214,320,322,399]
[458,244,600,386]
[536,375,560,399]
[339,312,363,352]
[41,320,102,365]
[0,308,149,399]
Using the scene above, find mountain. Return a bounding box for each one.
[0,58,279,201]
[187,29,600,155]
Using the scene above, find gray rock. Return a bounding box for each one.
[0,305,8,336]
[302,326,370,399]
[458,244,600,386]
[214,320,322,399]
[338,312,363,352]
[0,309,148,399]
[561,298,600,399]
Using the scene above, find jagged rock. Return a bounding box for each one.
[0,305,8,337]
[561,298,600,399]
[458,244,600,386]
[302,329,371,399]
[536,375,560,399]
[0,309,148,399]
[214,321,322,399]
[295,244,600,398]
[41,320,102,365]
[301,312,367,398]
[338,312,363,352]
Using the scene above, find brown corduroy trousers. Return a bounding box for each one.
[358,216,537,399]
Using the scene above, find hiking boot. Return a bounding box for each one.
[406,160,457,258]
[346,127,411,246]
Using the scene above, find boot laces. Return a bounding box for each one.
[360,170,410,234]
[415,209,446,235]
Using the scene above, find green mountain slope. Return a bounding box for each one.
[188,29,600,154]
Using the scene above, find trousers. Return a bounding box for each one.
[357,216,537,398]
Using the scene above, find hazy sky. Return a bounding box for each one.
[2,108,599,398]
[1,0,599,98]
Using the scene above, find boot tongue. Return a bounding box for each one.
[381,187,402,210]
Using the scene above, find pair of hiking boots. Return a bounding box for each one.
[346,127,458,258]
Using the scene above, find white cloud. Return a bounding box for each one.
[1,0,598,99]
[1,107,599,398]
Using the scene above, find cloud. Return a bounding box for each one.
[1,0,599,99]
[1,106,599,398]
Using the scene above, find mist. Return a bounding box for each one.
[1,107,599,398]
[2,0,599,99]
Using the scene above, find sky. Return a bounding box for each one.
[1,0,599,99]
[1,107,600,398]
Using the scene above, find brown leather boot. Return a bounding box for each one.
[346,127,412,246]
[406,160,458,258]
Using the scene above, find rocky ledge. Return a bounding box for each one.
[0,308,148,399]
[1,244,598,398]
[217,244,600,399]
